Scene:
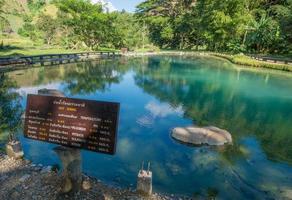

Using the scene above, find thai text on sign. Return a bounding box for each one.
[24,94,120,155]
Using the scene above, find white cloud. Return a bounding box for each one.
[91,0,117,12]
[145,101,184,118]
[15,83,62,97]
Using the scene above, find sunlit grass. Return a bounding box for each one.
[0,36,118,57]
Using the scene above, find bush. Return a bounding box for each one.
[18,23,43,43]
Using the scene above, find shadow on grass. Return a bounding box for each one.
[0,45,26,57]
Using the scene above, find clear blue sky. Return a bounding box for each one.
[110,0,144,12]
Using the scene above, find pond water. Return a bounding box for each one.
[3,56,292,199]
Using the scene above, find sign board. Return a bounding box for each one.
[24,94,120,155]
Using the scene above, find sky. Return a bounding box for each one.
[109,0,144,13]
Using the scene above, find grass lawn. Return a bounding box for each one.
[0,36,118,57]
[0,46,83,57]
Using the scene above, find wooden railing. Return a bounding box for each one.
[249,55,292,65]
[0,51,121,72]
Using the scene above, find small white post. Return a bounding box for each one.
[137,161,152,196]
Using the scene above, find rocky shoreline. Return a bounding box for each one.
[0,153,192,200]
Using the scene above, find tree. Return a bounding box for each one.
[107,12,149,49]
[28,0,46,13]
[56,0,110,50]
[135,0,291,53]
[247,15,280,53]
[36,13,59,45]
[18,22,42,42]
[0,0,11,35]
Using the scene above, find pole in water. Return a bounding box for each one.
[141,161,144,172]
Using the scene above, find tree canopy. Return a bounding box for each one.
[136,0,292,54]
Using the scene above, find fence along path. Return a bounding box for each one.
[249,55,292,65]
[0,52,121,72]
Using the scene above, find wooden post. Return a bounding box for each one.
[59,55,63,64]
[40,56,44,66]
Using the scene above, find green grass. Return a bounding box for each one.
[0,46,82,57]
[0,37,119,57]
[210,53,292,72]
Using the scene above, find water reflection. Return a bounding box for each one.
[5,56,292,199]
[0,73,23,148]
[134,56,292,165]
[63,61,128,95]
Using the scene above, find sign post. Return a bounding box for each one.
[23,93,120,195]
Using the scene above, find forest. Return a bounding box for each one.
[0,0,291,54]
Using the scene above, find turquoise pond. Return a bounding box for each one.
[3,55,292,199]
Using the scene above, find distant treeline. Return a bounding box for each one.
[135,0,292,54]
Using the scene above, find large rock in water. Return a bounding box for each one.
[172,126,232,146]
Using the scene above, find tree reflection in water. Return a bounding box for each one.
[133,56,292,164]
[0,73,22,149]
[63,60,130,95]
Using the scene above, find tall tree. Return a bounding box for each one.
[56,0,110,50]
[36,13,59,45]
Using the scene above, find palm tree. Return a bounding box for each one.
[247,14,279,52]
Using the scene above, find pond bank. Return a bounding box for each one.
[1,50,291,73]
[124,51,292,72]
[0,153,191,200]
[0,52,120,73]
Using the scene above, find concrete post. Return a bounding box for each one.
[6,140,24,159]
[137,162,152,196]
[38,89,82,196]
[40,56,44,66]
[54,146,82,195]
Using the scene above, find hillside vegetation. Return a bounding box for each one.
[0,0,153,56]
[0,0,291,58]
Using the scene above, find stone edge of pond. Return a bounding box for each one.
[0,153,193,200]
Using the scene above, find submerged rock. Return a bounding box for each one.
[172,126,232,146]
